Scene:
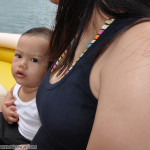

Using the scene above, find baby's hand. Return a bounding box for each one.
[2,99,18,124]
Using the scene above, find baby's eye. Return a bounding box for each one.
[31,58,39,63]
[15,54,22,58]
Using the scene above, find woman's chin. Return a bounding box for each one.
[50,0,59,5]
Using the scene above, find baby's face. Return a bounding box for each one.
[11,35,50,88]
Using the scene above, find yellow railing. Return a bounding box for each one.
[0,33,21,91]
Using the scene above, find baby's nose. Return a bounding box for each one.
[19,59,27,68]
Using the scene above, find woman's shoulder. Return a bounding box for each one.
[109,20,150,65]
[90,20,150,99]
[117,20,150,48]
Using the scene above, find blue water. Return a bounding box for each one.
[0,0,58,33]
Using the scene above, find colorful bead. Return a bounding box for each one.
[58,57,62,61]
[83,49,87,53]
[51,68,54,73]
[102,24,109,29]
[53,65,56,69]
[98,30,104,35]
[95,35,100,39]
[65,71,69,75]
[62,53,65,58]
[50,18,115,78]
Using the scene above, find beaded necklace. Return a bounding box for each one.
[51,18,115,79]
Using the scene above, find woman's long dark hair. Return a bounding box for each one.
[50,0,150,74]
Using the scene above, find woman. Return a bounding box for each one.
[50,0,59,4]
[4,0,150,149]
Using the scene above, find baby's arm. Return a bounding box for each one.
[2,87,18,124]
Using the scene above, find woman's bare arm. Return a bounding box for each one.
[87,22,150,150]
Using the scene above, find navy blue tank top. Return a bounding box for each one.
[30,17,140,150]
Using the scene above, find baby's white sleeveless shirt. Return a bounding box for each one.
[14,84,41,141]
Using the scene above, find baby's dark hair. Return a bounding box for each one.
[22,27,53,69]
[22,27,53,41]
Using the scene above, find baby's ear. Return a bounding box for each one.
[0,84,7,111]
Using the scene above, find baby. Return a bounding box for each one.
[0,27,53,145]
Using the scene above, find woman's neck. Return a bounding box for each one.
[75,9,107,58]
[84,8,107,37]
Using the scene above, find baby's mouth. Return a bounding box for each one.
[16,70,25,78]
